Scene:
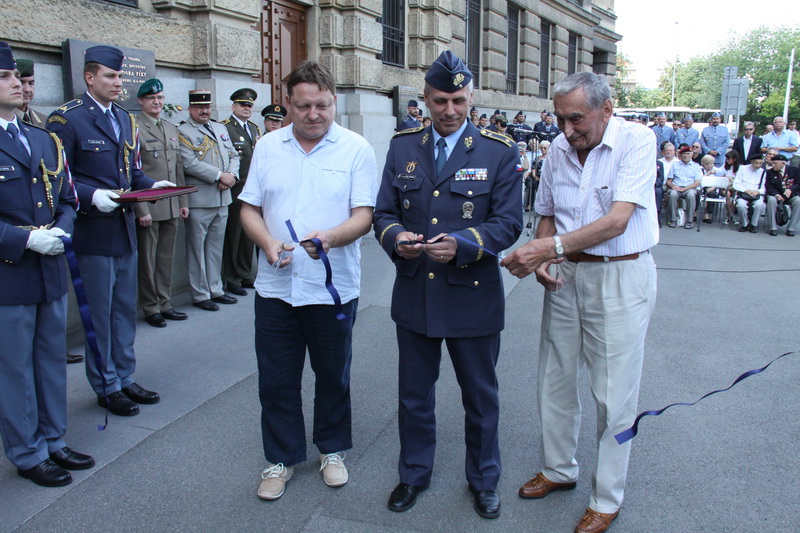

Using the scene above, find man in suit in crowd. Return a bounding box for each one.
[221,88,260,295]
[764,154,800,236]
[732,121,763,164]
[261,103,286,133]
[0,41,94,488]
[398,99,421,131]
[134,78,189,328]
[177,89,240,311]
[374,50,522,520]
[47,45,170,417]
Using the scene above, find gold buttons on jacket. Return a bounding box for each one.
[431,218,438,225]
[428,272,435,279]
[32,178,37,183]
[433,190,439,197]
[473,281,479,286]
[37,202,43,207]
[467,190,473,196]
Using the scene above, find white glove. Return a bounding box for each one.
[92,189,120,213]
[26,229,65,255]
[151,180,176,189]
[47,227,69,238]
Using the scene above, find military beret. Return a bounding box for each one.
[261,104,287,120]
[16,58,33,77]
[771,153,789,161]
[85,45,124,71]
[424,50,472,93]
[677,145,693,154]
[137,78,163,98]
[407,99,418,107]
[0,41,16,71]
[746,152,763,162]
[189,90,212,105]
[231,88,257,104]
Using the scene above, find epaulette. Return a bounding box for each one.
[55,99,83,114]
[47,115,68,125]
[24,121,50,133]
[178,120,187,126]
[393,126,424,138]
[480,129,513,147]
[220,118,231,125]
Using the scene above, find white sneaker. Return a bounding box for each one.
[319,452,348,487]
[257,463,294,500]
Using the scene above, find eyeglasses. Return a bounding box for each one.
[744,128,754,131]
[143,95,165,102]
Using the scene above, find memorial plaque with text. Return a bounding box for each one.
[62,39,156,111]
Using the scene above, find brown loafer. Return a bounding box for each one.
[518,472,577,499]
[574,508,619,533]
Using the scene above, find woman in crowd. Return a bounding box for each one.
[723,150,742,224]
[700,154,727,223]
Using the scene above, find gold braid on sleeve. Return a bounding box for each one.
[39,132,67,215]
[379,223,402,247]
[466,227,484,261]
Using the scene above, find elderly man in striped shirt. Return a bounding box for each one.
[501,72,658,533]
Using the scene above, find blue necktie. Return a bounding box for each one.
[436,138,447,176]
[105,109,120,140]
[6,123,30,164]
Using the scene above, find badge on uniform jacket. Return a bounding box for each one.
[454,168,488,181]
[220,133,230,142]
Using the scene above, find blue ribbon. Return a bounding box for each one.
[449,233,500,259]
[284,220,350,321]
[61,236,109,430]
[615,351,796,444]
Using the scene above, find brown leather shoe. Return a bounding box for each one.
[518,472,577,499]
[574,508,619,533]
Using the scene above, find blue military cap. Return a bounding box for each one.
[85,45,124,71]
[137,78,163,97]
[0,41,16,70]
[711,112,721,118]
[408,99,418,107]
[479,113,487,119]
[683,115,694,121]
[425,50,472,92]
[656,112,666,118]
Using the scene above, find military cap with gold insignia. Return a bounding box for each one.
[137,78,164,98]
[424,50,473,93]
[0,41,16,70]
[188,89,212,105]
[261,104,287,120]
[84,45,124,70]
[231,88,257,105]
[16,58,33,77]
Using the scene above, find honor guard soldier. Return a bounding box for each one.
[374,50,522,519]
[261,103,286,133]
[178,89,240,311]
[0,41,95,487]
[47,45,172,417]
[510,110,533,145]
[134,78,189,328]
[397,99,421,131]
[221,88,260,295]
[700,112,730,166]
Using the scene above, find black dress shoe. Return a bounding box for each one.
[788,230,795,237]
[388,482,429,512]
[50,447,95,470]
[122,383,160,404]
[144,313,167,328]
[98,391,140,416]
[18,458,72,487]
[193,299,219,311]
[228,286,248,296]
[738,225,749,232]
[749,225,758,233]
[242,280,255,288]
[212,294,238,305]
[66,353,84,364]
[470,488,501,519]
[769,229,778,236]
[162,308,188,321]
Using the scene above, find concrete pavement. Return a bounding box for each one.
[2,222,799,532]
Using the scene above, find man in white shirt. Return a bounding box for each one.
[733,153,767,233]
[240,61,378,501]
[501,72,658,533]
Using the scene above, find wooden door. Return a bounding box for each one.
[261,0,307,109]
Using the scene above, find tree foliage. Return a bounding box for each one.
[614,53,665,108]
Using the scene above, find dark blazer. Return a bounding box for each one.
[373,122,523,338]
[0,122,76,305]
[221,116,260,199]
[732,135,763,165]
[765,165,800,197]
[47,92,155,257]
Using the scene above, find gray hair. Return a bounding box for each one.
[743,121,754,128]
[553,72,611,110]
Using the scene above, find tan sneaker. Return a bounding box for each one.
[319,452,348,487]
[257,463,293,500]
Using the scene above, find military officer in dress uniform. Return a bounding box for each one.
[374,50,522,519]
[651,112,675,157]
[261,103,286,133]
[15,58,84,364]
[397,99,421,131]
[178,89,240,311]
[134,78,189,328]
[47,45,171,417]
[0,41,95,488]
[700,111,730,167]
[675,115,700,148]
[510,110,533,145]
[220,88,260,295]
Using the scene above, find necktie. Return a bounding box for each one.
[6,123,30,164]
[243,121,252,142]
[23,111,32,125]
[436,138,448,176]
[105,109,120,140]
[203,123,216,139]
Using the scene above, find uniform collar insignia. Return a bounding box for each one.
[406,161,418,173]
[421,132,429,145]
[464,136,473,149]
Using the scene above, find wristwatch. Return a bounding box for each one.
[553,235,565,259]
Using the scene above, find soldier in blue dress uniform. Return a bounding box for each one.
[374,50,522,519]
[397,99,421,131]
[47,45,172,417]
[674,115,700,148]
[651,112,675,157]
[700,111,730,166]
[0,42,94,487]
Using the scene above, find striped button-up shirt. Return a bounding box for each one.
[535,116,659,256]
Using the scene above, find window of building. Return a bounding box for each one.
[539,20,552,98]
[465,0,481,88]
[505,4,520,94]
[568,32,579,75]
[379,0,405,67]
[100,0,138,7]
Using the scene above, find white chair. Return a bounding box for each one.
[697,175,730,232]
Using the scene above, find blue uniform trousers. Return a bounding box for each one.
[255,295,356,466]
[77,252,138,395]
[0,296,68,469]
[397,326,501,491]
